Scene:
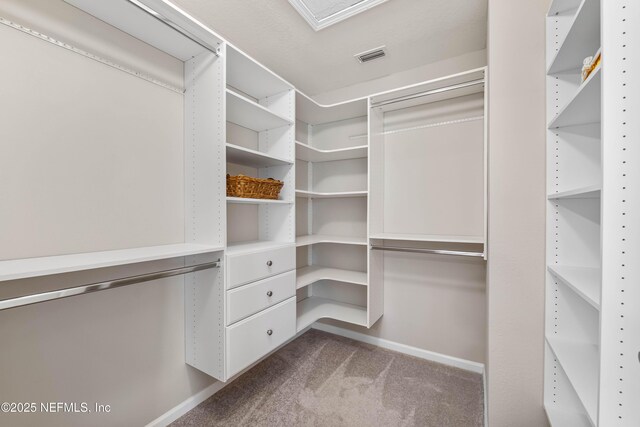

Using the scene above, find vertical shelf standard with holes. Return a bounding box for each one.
[294,92,379,331]
[544,1,640,425]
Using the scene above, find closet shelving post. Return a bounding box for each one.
[544,0,640,425]
[294,92,381,331]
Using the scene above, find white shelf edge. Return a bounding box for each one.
[0,243,224,282]
[295,190,368,198]
[295,235,368,247]
[226,143,293,167]
[548,65,601,129]
[226,197,293,205]
[225,240,294,256]
[296,297,367,332]
[546,336,599,425]
[547,184,601,200]
[295,141,368,162]
[547,265,601,309]
[296,266,367,289]
[369,233,485,245]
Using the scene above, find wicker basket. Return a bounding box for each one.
[227,174,284,200]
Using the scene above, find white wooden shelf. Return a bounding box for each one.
[548,265,601,309]
[295,190,368,199]
[295,141,367,162]
[226,197,293,205]
[545,405,592,427]
[296,234,368,247]
[226,89,293,132]
[547,0,600,74]
[548,66,601,129]
[226,46,292,99]
[296,297,367,332]
[547,184,601,200]
[369,232,484,245]
[0,243,224,282]
[296,266,367,289]
[226,240,294,256]
[546,337,599,424]
[226,144,293,168]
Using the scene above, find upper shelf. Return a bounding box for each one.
[548,66,601,129]
[0,243,224,282]
[226,89,293,132]
[64,0,223,61]
[226,144,293,168]
[370,233,485,245]
[295,141,367,163]
[226,45,292,99]
[547,0,600,74]
[296,92,368,125]
[296,190,368,199]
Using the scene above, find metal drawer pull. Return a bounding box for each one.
[267,329,273,336]
[266,291,273,297]
[266,260,273,266]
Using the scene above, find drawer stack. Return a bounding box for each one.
[224,245,296,378]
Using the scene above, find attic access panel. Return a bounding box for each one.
[289,0,388,31]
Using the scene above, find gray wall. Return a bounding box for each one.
[486,0,549,425]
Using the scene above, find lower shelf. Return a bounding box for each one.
[546,336,599,424]
[296,266,367,289]
[296,297,367,332]
[545,405,592,427]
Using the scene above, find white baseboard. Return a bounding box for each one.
[145,381,228,427]
[311,322,485,374]
[146,326,312,427]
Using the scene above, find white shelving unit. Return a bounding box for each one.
[545,1,640,425]
[294,93,379,330]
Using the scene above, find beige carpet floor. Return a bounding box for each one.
[171,329,484,427]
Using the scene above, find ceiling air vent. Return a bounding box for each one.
[355,46,386,63]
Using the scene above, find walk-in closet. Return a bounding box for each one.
[0,0,638,426]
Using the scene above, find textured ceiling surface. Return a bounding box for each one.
[171,0,487,96]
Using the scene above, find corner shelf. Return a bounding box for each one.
[548,265,600,309]
[295,190,368,199]
[296,297,367,332]
[295,141,367,162]
[296,266,367,289]
[547,184,601,200]
[0,243,224,282]
[226,144,293,168]
[227,197,293,205]
[369,232,484,245]
[548,66,601,129]
[296,234,368,247]
[226,89,293,132]
[547,0,600,74]
[546,337,599,425]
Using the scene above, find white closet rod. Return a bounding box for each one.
[370,79,485,108]
[370,245,484,258]
[0,16,184,94]
[0,260,221,311]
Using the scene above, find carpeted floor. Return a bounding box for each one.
[171,329,484,427]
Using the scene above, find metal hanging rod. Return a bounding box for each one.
[0,260,221,311]
[0,16,184,94]
[126,0,220,57]
[371,79,485,108]
[370,245,484,258]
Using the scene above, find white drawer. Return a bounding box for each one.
[226,246,295,289]
[226,297,296,378]
[227,271,296,325]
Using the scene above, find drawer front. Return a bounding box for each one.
[227,270,296,325]
[227,246,295,289]
[226,297,296,378]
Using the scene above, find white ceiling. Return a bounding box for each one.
[171,0,487,96]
